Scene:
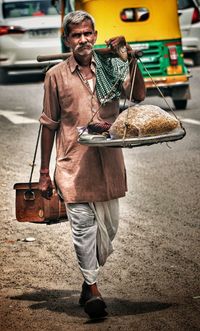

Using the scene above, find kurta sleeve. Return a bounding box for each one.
[39,70,61,131]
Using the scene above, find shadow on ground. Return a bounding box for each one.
[10,288,173,320]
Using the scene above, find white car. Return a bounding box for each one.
[0,0,66,81]
[178,0,200,65]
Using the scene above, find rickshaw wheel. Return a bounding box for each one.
[193,52,200,66]
[173,99,187,110]
[0,68,8,84]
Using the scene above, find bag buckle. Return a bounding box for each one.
[24,189,35,201]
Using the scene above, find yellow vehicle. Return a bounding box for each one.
[75,0,191,109]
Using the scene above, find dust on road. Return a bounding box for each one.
[0,108,200,331]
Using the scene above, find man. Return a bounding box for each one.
[39,10,145,319]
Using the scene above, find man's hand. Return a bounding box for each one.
[105,36,143,60]
[105,36,126,50]
[39,173,53,200]
[105,36,127,61]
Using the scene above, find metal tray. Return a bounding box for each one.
[78,127,186,148]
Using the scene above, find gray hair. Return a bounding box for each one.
[63,10,95,36]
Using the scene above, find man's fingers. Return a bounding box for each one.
[39,177,53,200]
[41,188,53,200]
[105,36,126,51]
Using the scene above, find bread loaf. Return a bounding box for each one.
[109,105,180,138]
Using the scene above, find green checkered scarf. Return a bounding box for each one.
[93,51,129,103]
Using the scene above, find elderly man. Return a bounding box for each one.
[39,10,145,319]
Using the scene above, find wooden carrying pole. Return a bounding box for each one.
[37,49,143,62]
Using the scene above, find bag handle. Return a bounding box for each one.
[28,123,42,190]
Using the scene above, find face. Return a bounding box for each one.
[65,20,97,57]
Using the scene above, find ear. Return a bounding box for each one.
[64,35,70,47]
[94,30,98,43]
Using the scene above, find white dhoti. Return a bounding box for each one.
[65,199,119,285]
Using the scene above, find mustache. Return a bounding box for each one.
[75,43,93,51]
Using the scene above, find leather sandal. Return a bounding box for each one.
[84,295,108,319]
[79,282,108,318]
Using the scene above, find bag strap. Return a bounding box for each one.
[28,123,42,190]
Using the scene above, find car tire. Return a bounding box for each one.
[0,68,9,84]
[193,52,200,66]
[173,99,187,110]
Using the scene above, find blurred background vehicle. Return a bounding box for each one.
[0,0,69,81]
[0,0,194,111]
[178,0,200,65]
[75,0,190,109]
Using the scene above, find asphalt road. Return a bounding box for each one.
[0,67,199,331]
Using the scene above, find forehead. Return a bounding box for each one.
[68,19,94,34]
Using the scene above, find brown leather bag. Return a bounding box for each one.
[13,182,67,223]
[13,125,67,223]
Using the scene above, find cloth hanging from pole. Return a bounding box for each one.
[93,51,129,103]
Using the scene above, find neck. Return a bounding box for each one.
[74,53,92,67]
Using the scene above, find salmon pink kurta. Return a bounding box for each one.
[39,55,127,203]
